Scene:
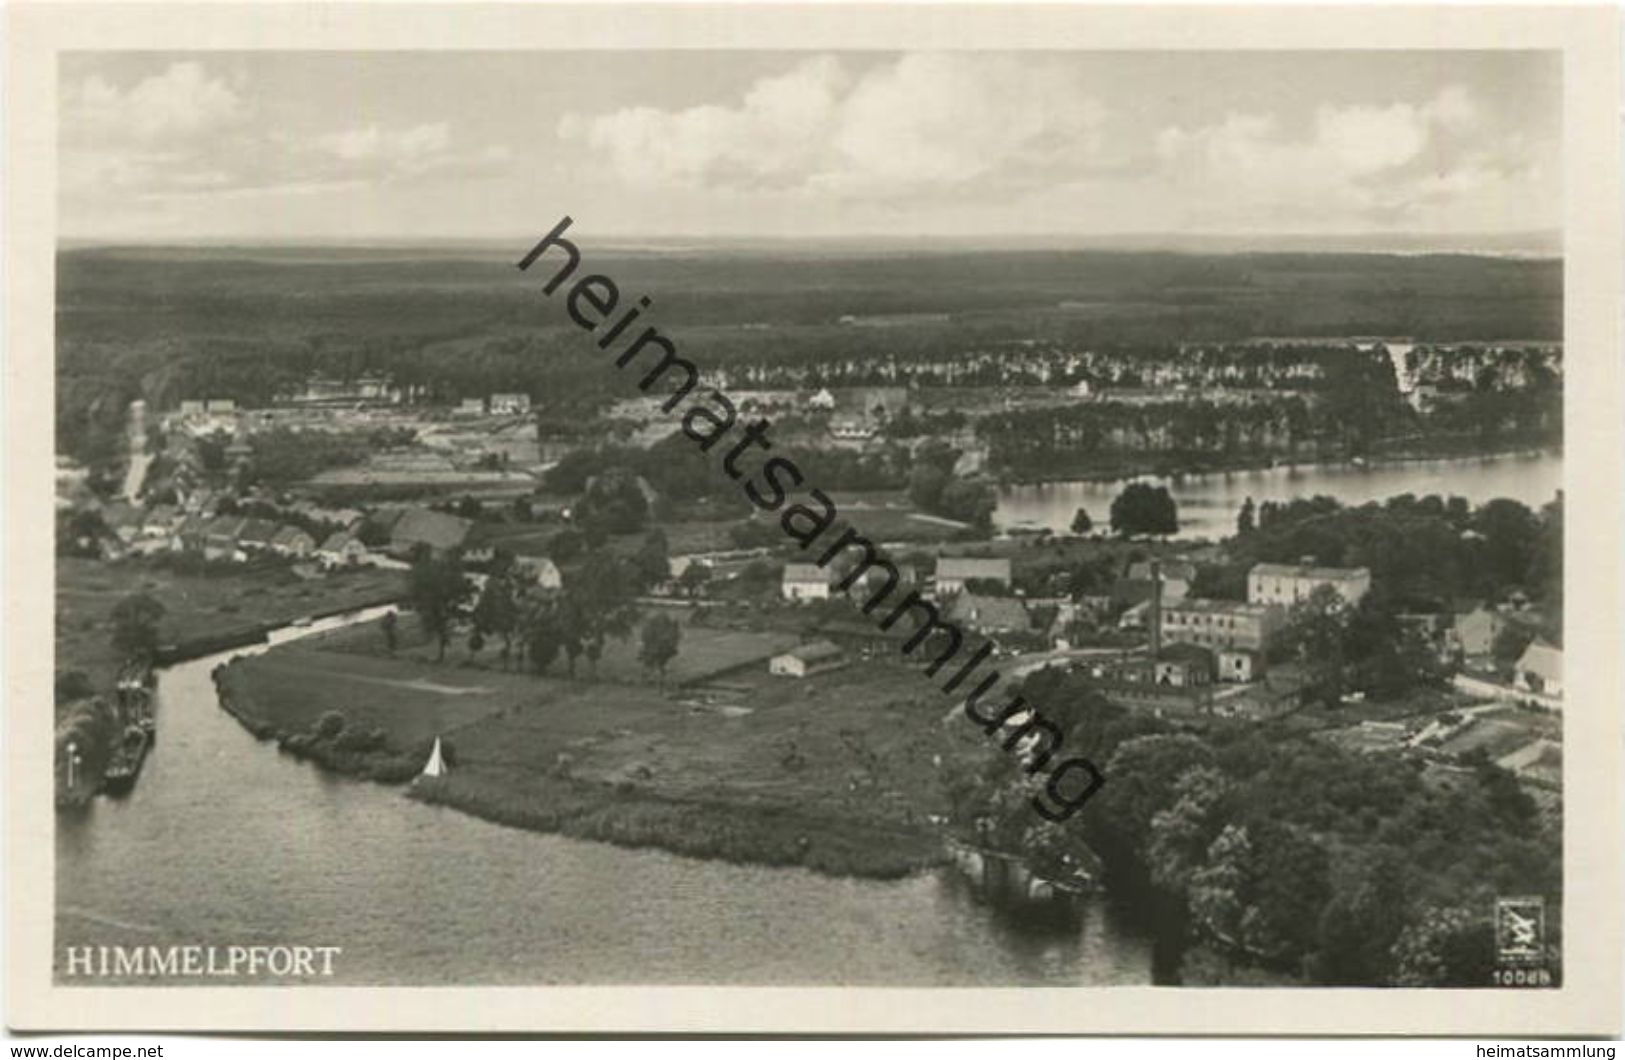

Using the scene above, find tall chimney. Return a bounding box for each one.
[1149,558,1162,659]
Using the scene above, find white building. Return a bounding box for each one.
[490,393,532,415]
[317,531,369,570]
[781,563,831,601]
[514,555,563,590]
[769,640,845,678]
[1217,647,1262,684]
[1247,563,1371,608]
[1514,642,1563,699]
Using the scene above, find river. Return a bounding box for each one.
[55,610,1152,986]
[995,450,1562,540]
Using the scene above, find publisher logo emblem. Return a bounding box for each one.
[1495,896,1545,966]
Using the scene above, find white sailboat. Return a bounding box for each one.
[418,736,447,780]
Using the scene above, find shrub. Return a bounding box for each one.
[333,727,385,753]
[312,710,347,740]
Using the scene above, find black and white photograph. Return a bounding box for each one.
[7,0,1621,1038]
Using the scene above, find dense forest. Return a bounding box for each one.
[56,245,1561,465]
[944,666,1560,987]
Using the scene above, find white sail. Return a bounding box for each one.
[420,737,446,779]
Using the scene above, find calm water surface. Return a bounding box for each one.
[996,451,1562,540]
[55,614,1151,986]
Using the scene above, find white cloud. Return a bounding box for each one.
[1148,86,1524,229]
[559,53,1111,197]
[316,122,452,169]
[558,56,850,190]
[66,61,244,145]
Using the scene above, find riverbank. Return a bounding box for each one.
[991,437,1560,486]
[408,768,941,879]
[211,617,976,879]
[54,557,403,806]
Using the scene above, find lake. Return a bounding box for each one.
[995,450,1562,540]
[54,613,1153,987]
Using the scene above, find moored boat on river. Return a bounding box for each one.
[945,837,1098,919]
[101,724,151,796]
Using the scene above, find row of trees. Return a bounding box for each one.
[402,533,686,687]
[1226,491,1563,623]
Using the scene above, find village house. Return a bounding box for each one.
[829,421,878,441]
[781,562,832,602]
[769,639,846,679]
[377,507,472,559]
[1217,647,1263,684]
[513,554,563,590]
[1161,598,1282,652]
[1453,604,1543,658]
[1154,644,1216,688]
[490,393,532,415]
[100,502,145,544]
[1514,642,1563,699]
[170,512,212,552]
[454,398,486,416]
[181,487,220,515]
[287,375,398,406]
[317,531,369,570]
[203,515,249,562]
[140,505,183,540]
[945,593,1032,635]
[236,518,280,554]
[269,525,317,558]
[1112,572,1190,630]
[1127,559,1196,598]
[1247,562,1371,607]
[833,561,917,604]
[934,557,1012,596]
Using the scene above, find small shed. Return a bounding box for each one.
[769,639,846,679]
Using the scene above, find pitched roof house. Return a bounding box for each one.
[1514,641,1563,698]
[236,518,280,551]
[317,531,369,568]
[935,557,1012,595]
[782,562,831,601]
[171,512,213,551]
[101,502,145,542]
[769,639,846,678]
[140,505,183,538]
[385,507,471,557]
[269,525,317,557]
[514,555,563,589]
[945,593,1031,634]
[1127,559,1197,585]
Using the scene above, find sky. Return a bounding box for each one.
[58,50,1562,246]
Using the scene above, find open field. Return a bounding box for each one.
[315,607,802,686]
[55,557,403,690]
[219,614,982,876]
[217,645,532,748]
